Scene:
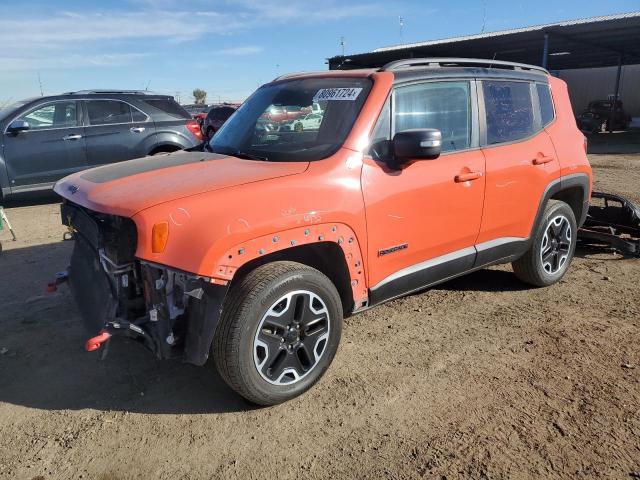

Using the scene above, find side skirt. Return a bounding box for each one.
[367,237,529,308]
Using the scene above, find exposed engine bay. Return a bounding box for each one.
[61,201,226,365]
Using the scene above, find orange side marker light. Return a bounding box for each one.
[152,221,169,253]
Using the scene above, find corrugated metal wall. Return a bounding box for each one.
[556,65,640,117]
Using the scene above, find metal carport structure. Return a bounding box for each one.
[328,12,640,128]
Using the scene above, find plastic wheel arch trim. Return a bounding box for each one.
[211,223,368,307]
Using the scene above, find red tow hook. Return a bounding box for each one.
[85,330,111,352]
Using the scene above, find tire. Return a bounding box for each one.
[512,200,577,287]
[213,261,343,405]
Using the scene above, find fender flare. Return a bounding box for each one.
[529,173,591,240]
[209,223,368,308]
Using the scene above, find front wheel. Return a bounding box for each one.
[213,261,343,405]
[512,200,577,287]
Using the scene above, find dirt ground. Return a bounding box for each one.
[0,152,638,480]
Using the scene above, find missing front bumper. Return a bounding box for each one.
[62,201,228,365]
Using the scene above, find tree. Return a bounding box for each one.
[193,88,207,105]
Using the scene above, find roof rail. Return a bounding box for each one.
[380,58,549,74]
[65,89,158,95]
[272,71,311,82]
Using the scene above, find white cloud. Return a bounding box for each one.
[0,11,243,50]
[215,46,264,56]
[0,1,385,74]
[0,53,151,71]
[233,0,387,21]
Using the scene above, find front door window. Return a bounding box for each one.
[17,102,78,130]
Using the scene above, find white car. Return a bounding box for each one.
[281,113,323,132]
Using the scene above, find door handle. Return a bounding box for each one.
[62,134,82,141]
[130,127,145,133]
[533,155,554,165]
[454,171,483,183]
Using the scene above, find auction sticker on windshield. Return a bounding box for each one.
[313,88,363,102]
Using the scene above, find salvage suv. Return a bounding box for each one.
[55,58,592,405]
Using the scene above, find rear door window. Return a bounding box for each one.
[393,81,472,152]
[86,100,132,125]
[536,84,555,127]
[483,81,534,144]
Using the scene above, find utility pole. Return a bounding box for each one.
[399,16,404,41]
[340,36,345,56]
[37,72,44,96]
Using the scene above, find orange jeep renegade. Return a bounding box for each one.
[55,58,592,405]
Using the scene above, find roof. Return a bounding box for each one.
[65,89,163,96]
[329,11,640,71]
[391,66,548,84]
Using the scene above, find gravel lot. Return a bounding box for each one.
[0,152,638,479]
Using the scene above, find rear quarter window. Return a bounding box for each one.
[536,83,555,127]
[483,80,534,144]
[143,98,191,119]
[86,100,132,125]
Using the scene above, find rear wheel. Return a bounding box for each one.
[213,261,343,405]
[512,200,577,287]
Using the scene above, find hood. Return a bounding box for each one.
[54,151,309,217]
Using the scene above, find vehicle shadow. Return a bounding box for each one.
[436,268,531,293]
[0,241,251,415]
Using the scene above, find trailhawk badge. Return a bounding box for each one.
[378,243,408,256]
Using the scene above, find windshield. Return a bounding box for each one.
[209,77,372,162]
[0,99,32,121]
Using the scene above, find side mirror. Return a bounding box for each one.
[392,129,442,166]
[7,120,30,134]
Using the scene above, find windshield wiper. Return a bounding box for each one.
[211,145,269,161]
[232,151,270,161]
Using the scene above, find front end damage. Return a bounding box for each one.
[61,201,227,365]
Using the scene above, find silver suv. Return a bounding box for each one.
[0,90,203,200]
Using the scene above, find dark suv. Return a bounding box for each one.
[202,104,239,140]
[0,90,203,199]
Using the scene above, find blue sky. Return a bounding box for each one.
[0,0,638,105]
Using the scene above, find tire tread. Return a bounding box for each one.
[213,261,341,405]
